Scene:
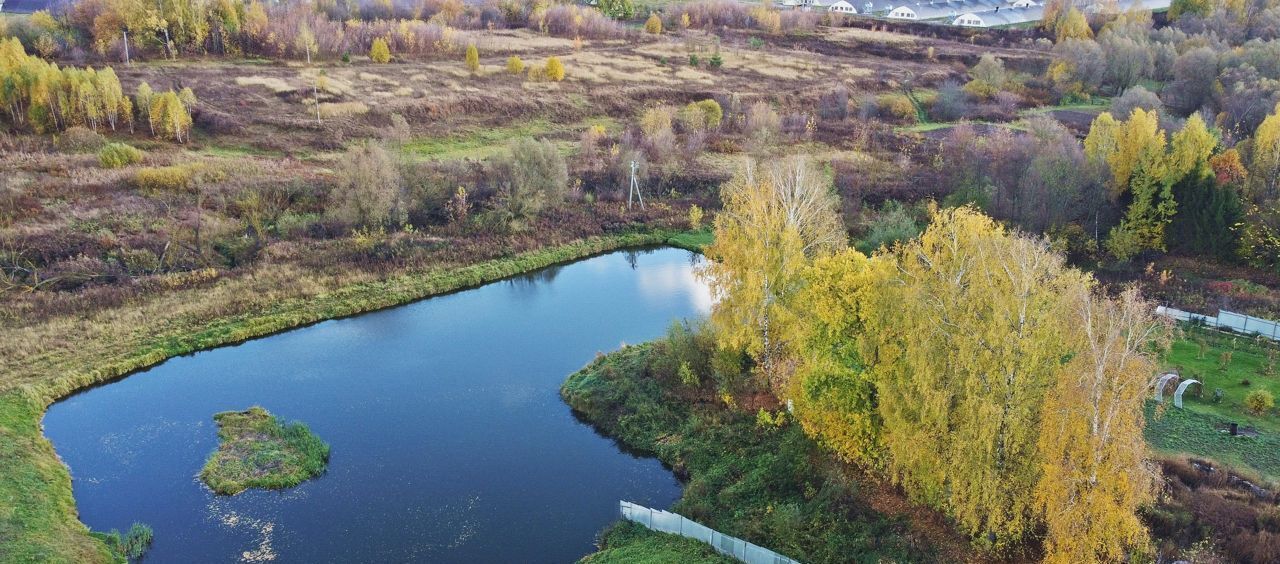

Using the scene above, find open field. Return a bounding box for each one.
[7,1,1280,560]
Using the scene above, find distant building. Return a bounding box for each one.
[952,4,1045,26]
[829,0,859,12]
[888,0,1006,20]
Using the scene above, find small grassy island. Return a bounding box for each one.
[200,407,330,496]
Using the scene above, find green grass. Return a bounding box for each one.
[895,120,1030,134]
[665,228,712,252]
[561,343,925,564]
[1145,403,1280,484]
[0,392,117,564]
[1161,332,1280,433]
[580,521,735,564]
[1019,98,1112,115]
[1146,329,1280,482]
[200,407,330,495]
[0,230,698,563]
[91,523,153,561]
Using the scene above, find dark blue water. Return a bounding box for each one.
[44,248,710,563]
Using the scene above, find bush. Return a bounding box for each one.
[857,201,922,253]
[930,81,972,121]
[98,143,144,169]
[745,101,780,147]
[1111,85,1162,120]
[330,142,403,227]
[121,523,153,559]
[686,99,723,130]
[370,37,391,63]
[487,137,569,230]
[506,55,525,75]
[962,79,998,101]
[55,126,106,153]
[134,166,193,193]
[465,43,479,73]
[876,93,916,123]
[1245,389,1274,415]
[545,56,566,81]
[645,12,663,34]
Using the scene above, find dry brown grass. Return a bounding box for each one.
[632,42,869,81]
[358,72,401,86]
[234,76,295,94]
[317,102,370,117]
[476,29,578,53]
[824,27,918,45]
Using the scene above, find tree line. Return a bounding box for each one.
[0,38,194,140]
[701,158,1171,562]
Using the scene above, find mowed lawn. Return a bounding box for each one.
[1147,329,1280,483]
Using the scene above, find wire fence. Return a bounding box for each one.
[618,501,802,564]
[1156,306,1280,341]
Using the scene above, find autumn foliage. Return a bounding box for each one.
[707,169,1170,560]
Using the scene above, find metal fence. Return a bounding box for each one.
[618,501,801,564]
[1156,306,1280,341]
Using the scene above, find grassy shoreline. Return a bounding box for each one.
[0,230,693,563]
[561,342,928,563]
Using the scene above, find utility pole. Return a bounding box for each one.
[122,30,130,65]
[628,160,645,210]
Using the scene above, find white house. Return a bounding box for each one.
[828,0,859,13]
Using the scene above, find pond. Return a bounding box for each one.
[44,247,711,563]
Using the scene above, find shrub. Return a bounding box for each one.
[488,138,569,230]
[645,12,663,34]
[545,56,566,81]
[1110,85,1162,120]
[465,43,479,73]
[876,93,916,123]
[134,166,193,193]
[689,53,699,67]
[121,523,153,559]
[689,204,704,229]
[969,54,1007,88]
[962,79,998,101]
[930,81,971,121]
[857,201,922,253]
[98,143,144,169]
[745,101,780,146]
[708,52,723,69]
[329,142,403,227]
[506,55,525,75]
[55,126,106,153]
[1245,389,1274,415]
[370,37,391,63]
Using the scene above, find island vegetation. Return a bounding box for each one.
[3,0,1280,560]
[200,406,330,495]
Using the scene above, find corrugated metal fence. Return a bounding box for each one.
[1156,306,1280,341]
[618,501,801,564]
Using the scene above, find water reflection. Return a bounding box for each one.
[45,248,705,563]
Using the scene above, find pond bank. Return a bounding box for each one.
[560,342,931,563]
[2,230,700,563]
